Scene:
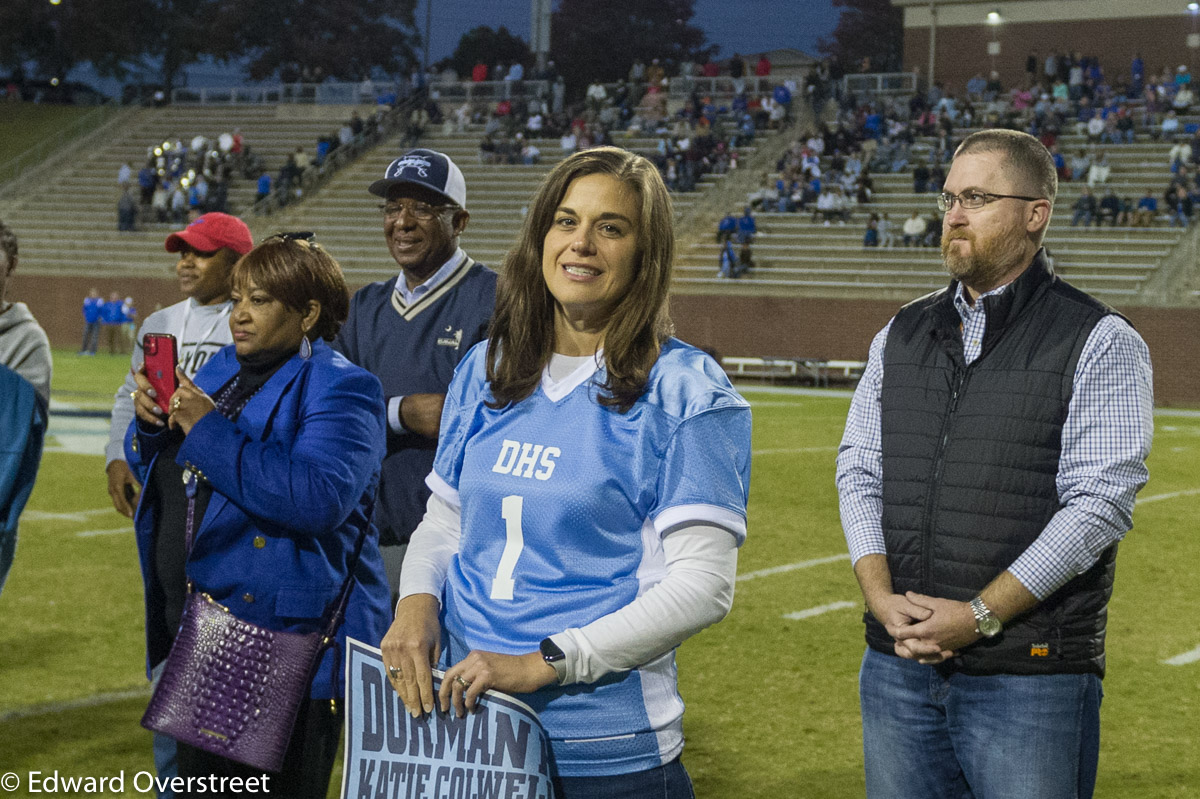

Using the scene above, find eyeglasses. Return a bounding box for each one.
[937,190,1043,213]
[379,201,456,221]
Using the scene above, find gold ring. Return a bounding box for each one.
[454,675,471,688]
[130,390,138,401]
[388,666,402,680]
[171,396,181,410]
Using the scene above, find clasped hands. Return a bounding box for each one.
[873,591,982,665]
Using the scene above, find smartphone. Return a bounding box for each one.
[143,333,178,415]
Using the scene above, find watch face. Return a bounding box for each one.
[979,614,1002,637]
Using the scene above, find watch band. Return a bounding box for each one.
[539,637,567,685]
[970,596,1002,638]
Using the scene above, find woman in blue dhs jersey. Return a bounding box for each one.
[381,147,752,797]
[128,235,391,797]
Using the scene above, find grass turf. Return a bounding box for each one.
[1,350,1197,797]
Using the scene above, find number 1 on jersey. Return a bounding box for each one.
[491,495,524,600]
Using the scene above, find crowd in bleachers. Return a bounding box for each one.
[118,130,256,230]
[460,55,803,193]
[712,50,1200,263]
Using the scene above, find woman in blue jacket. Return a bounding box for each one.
[127,233,390,797]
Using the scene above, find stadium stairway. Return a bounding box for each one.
[0,104,371,277]
[675,129,1194,303]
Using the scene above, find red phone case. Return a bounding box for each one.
[143,333,178,415]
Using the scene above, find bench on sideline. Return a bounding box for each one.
[722,356,866,386]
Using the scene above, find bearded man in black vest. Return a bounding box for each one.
[836,129,1153,799]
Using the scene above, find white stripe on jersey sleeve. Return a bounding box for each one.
[654,503,746,544]
[425,469,461,509]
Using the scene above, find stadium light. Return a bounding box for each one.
[987,10,1002,24]
[1190,2,1200,12]
[49,0,62,5]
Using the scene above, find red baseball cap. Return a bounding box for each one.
[164,212,253,255]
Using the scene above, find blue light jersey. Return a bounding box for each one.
[427,338,751,777]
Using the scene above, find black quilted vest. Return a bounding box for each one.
[866,252,1118,676]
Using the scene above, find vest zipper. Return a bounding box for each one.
[922,367,971,593]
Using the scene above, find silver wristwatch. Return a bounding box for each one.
[970,596,1002,638]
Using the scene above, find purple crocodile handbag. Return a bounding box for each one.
[141,470,361,773]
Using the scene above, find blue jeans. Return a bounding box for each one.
[860,647,1102,799]
[552,757,694,799]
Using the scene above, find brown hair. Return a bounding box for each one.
[231,236,349,341]
[487,146,675,413]
[954,128,1058,205]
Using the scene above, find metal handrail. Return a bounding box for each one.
[250,93,423,216]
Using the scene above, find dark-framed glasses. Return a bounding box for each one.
[379,201,455,221]
[937,190,1043,213]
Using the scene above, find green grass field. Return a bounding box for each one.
[2,350,1198,797]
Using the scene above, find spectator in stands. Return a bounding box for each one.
[1132,190,1158,226]
[0,218,51,595]
[717,211,737,243]
[913,162,931,194]
[169,183,187,223]
[902,211,925,246]
[151,180,169,222]
[1166,185,1194,226]
[878,212,895,248]
[1169,138,1193,172]
[736,207,757,243]
[863,214,880,247]
[1161,109,1181,141]
[717,238,737,278]
[738,240,755,276]
[1071,187,1098,226]
[1087,151,1111,186]
[118,189,138,232]
[1068,149,1092,182]
[1098,188,1123,226]
[254,171,271,205]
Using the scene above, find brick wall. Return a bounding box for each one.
[12,274,1199,406]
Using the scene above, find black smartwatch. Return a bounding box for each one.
[539,637,567,685]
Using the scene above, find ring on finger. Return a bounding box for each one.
[388,666,402,680]
[130,390,138,401]
[171,396,181,410]
[454,675,471,688]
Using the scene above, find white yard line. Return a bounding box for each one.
[783,601,858,621]
[1137,488,1200,505]
[752,446,838,455]
[1162,646,1200,666]
[0,687,151,724]
[738,553,850,582]
[22,508,115,523]
[75,527,134,538]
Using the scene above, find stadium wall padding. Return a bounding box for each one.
[12,274,1200,406]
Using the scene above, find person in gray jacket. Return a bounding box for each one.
[0,219,51,593]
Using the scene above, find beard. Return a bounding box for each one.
[940,224,1025,292]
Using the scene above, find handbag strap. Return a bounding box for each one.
[183,470,366,640]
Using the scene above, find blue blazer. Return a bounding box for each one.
[126,340,391,699]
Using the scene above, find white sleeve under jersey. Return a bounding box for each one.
[399,492,738,685]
